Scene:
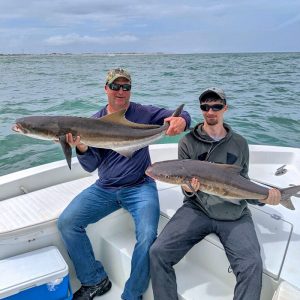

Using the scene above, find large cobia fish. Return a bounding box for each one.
[12,104,184,169]
[146,159,300,210]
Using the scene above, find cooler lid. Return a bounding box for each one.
[0,246,68,298]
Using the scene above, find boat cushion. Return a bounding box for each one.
[0,176,96,235]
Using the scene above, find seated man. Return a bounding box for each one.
[150,87,281,300]
[58,68,191,300]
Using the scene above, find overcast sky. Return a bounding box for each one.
[0,0,299,54]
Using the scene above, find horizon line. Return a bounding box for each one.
[1,50,299,56]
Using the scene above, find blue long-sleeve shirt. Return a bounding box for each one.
[77,102,191,189]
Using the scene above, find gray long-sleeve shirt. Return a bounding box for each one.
[179,122,262,221]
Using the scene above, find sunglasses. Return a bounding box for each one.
[200,103,225,112]
[108,83,131,91]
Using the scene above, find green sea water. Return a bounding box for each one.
[1,52,300,176]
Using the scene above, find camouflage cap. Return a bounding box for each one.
[199,87,226,104]
[106,68,131,84]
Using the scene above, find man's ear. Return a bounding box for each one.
[224,104,228,112]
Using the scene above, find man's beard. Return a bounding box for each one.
[205,116,218,126]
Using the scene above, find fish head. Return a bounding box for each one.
[146,160,188,185]
[12,119,30,134]
[11,116,56,140]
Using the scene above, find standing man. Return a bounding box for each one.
[150,87,281,300]
[57,68,191,300]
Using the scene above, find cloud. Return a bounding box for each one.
[45,33,138,46]
[0,1,229,26]
[277,14,300,29]
[0,0,299,53]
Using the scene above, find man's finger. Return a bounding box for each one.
[166,126,176,136]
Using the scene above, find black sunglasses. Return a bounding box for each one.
[108,83,131,91]
[200,103,225,112]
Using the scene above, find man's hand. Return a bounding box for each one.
[65,133,88,153]
[260,188,281,205]
[164,116,186,136]
[182,177,201,193]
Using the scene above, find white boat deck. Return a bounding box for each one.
[0,176,96,235]
[0,144,300,300]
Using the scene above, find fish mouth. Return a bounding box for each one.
[12,123,24,133]
[12,124,20,132]
[145,166,153,178]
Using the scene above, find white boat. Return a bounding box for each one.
[0,143,300,300]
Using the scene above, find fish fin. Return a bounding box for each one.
[251,179,280,189]
[59,135,72,169]
[172,104,184,117]
[99,109,160,129]
[163,104,185,127]
[288,185,300,198]
[114,148,135,158]
[219,164,242,174]
[280,185,300,200]
[279,185,300,210]
[280,198,295,210]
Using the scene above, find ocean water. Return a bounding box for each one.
[1,52,300,176]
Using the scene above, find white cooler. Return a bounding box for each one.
[0,246,72,300]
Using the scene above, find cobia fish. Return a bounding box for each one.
[145,159,300,210]
[12,104,184,169]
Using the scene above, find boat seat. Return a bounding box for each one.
[272,281,300,300]
[0,175,234,300]
[0,175,97,235]
[0,176,292,283]
[157,182,293,281]
[94,211,234,300]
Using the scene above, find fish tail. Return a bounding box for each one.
[280,185,300,210]
[162,104,185,128]
[280,199,295,210]
[172,104,184,117]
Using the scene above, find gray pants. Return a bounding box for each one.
[150,201,262,300]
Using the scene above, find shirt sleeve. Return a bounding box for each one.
[145,105,191,129]
[178,137,191,160]
[76,147,102,173]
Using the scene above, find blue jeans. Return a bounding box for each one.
[57,181,160,300]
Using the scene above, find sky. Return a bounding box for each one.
[0,0,299,54]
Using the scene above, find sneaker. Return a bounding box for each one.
[73,277,112,300]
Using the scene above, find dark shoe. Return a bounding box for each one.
[73,277,112,300]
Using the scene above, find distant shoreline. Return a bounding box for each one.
[0,52,166,56]
[0,51,299,56]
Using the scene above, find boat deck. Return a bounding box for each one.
[1,144,300,300]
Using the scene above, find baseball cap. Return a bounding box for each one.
[106,68,131,84]
[199,87,226,104]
